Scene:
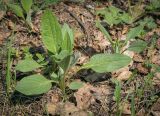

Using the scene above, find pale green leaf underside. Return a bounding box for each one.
[41,9,62,54]
[15,74,52,95]
[16,59,42,72]
[68,81,83,90]
[82,53,131,73]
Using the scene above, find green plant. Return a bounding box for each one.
[81,53,131,73]
[146,0,160,11]
[96,21,147,54]
[96,6,132,26]
[6,34,14,94]
[114,80,121,116]
[131,95,135,116]
[15,10,82,98]
[35,0,60,10]
[7,0,33,29]
[96,3,146,26]
[15,10,132,98]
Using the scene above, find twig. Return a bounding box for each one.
[63,3,90,44]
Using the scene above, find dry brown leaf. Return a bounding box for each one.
[74,84,95,109]
[61,102,79,116]
[112,66,129,77]
[77,54,89,65]
[153,72,160,85]
[0,28,11,45]
[147,49,157,57]
[136,108,146,116]
[46,103,57,115]
[156,38,160,49]
[46,102,81,116]
[74,30,84,39]
[116,70,132,81]
[93,30,110,51]
[151,54,160,66]
[151,98,160,116]
[112,66,132,81]
[137,63,148,74]
[123,50,135,59]
[133,53,144,63]
[120,102,131,115]
[74,83,110,110]
[0,11,5,21]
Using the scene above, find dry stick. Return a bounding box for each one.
[63,4,93,58]
[63,4,90,45]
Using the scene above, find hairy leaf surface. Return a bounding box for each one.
[16,59,42,72]
[82,53,131,73]
[16,74,52,95]
[128,40,147,53]
[41,9,62,54]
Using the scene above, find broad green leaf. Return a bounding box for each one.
[15,74,52,95]
[16,59,42,72]
[82,53,131,73]
[96,21,113,45]
[126,25,144,40]
[68,81,83,90]
[41,9,62,54]
[21,0,33,14]
[7,4,24,19]
[128,40,147,53]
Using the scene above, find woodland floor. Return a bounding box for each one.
[0,0,160,116]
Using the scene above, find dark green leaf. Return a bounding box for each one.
[15,74,52,95]
[82,53,131,73]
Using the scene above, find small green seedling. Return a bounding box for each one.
[96,6,132,26]
[96,3,145,26]
[15,9,83,98]
[96,21,148,54]
[6,34,14,95]
[114,80,121,116]
[7,0,33,29]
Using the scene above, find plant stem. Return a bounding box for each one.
[59,75,66,101]
[6,36,13,95]
[6,46,11,94]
